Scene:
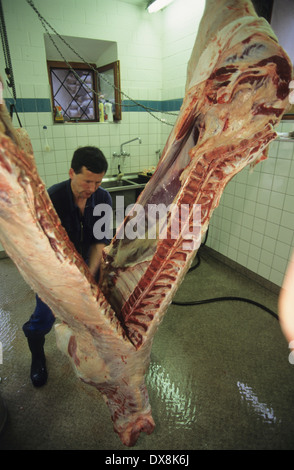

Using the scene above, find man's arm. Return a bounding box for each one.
[89,188,112,278]
[88,243,106,278]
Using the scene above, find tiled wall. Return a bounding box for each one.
[0,0,293,289]
[16,110,164,186]
[0,0,167,186]
[207,121,294,287]
[0,0,203,184]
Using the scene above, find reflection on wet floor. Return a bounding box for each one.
[146,361,197,430]
[237,381,280,425]
[1,248,294,450]
[0,308,18,356]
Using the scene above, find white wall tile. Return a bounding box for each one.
[276,159,292,177]
[257,262,271,279]
[272,175,288,193]
[260,248,274,267]
[247,257,259,273]
[279,141,294,159]
[253,217,266,234]
[208,133,294,287]
[1,0,294,291]
[284,194,294,212]
[278,226,294,245]
[269,190,285,210]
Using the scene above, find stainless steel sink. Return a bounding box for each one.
[101,179,132,190]
[124,177,144,185]
[101,174,147,232]
[101,175,146,192]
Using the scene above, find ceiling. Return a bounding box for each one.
[44,1,152,62]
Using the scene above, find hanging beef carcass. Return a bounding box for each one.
[0,0,292,446]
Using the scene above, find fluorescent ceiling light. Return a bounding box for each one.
[147,0,174,13]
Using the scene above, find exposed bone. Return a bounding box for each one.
[0,0,292,446]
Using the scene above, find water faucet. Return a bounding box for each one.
[120,137,142,156]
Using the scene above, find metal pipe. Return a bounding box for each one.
[275,138,294,142]
[120,137,142,155]
[276,132,294,143]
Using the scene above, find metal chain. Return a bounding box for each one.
[26,0,178,126]
[0,0,16,100]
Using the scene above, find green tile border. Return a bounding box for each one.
[5,98,52,113]
[5,98,182,113]
[122,99,182,112]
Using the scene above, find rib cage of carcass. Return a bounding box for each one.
[0,0,292,447]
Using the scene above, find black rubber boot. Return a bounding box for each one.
[27,336,48,387]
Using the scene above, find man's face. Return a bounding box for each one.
[69,166,105,200]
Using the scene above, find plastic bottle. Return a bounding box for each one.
[99,102,104,122]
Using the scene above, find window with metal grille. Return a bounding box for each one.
[47,60,122,123]
[48,61,98,122]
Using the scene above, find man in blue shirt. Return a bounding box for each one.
[22,146,112,387]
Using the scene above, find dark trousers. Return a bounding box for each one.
[22,295,55,338]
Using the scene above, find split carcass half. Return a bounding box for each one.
[0,0,292,447]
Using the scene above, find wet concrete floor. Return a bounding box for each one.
[0,247,294,450]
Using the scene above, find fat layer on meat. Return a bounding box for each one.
[0,0,292,446]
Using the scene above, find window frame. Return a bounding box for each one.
[47,60,99,123]
[97,60,122,121]
[47,60,121,123]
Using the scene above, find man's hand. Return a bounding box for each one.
[88,243,106,278]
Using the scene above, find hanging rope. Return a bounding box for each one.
[25,0,179,127]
